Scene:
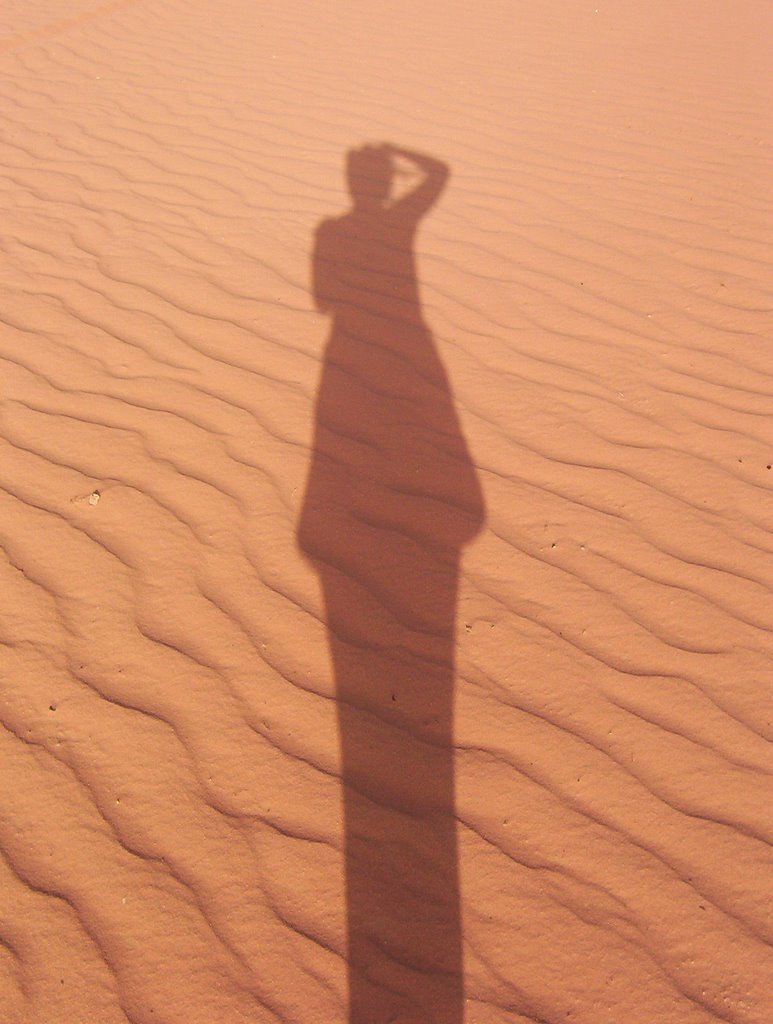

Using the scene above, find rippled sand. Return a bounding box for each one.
[1,2,772,1022]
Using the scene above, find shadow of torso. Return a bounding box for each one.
[299,205,483,637]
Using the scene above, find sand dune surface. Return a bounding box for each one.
[1,2,772,1022]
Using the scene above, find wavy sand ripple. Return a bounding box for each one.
[1,2,771,1022]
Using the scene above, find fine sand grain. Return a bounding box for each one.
[1,2,772,1022]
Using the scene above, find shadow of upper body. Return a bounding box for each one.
[298,146,484,634]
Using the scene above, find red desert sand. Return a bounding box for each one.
[1,2,772,1022]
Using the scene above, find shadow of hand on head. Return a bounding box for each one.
[298,142,484,1024]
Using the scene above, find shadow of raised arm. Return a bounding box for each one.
[384,144,449,220]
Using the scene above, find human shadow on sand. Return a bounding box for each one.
[298,143,484,1024]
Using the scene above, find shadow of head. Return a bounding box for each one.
[346,145,392,210]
